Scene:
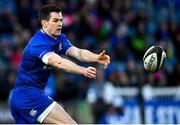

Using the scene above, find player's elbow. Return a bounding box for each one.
[46,53,62,67]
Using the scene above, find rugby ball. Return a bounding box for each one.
[143,45,166,73]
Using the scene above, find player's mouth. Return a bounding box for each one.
[57,28,62,32]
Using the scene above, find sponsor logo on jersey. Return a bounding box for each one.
[59,43,62,51]
[43,65,53,70]
[29,109,37,117]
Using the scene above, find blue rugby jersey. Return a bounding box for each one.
[15,30,72,89]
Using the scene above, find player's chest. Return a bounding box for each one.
[51,42,63,53]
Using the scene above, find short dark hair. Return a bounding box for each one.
[38,5,61,21]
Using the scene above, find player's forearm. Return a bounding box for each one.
[47,54,86,75]
[54,58,86,74]
[78,49,99,63]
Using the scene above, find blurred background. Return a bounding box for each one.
[0,0,180,124]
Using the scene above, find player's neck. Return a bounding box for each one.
[41,28,57,40]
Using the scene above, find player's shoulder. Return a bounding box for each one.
[33,31,47,41]
[30,31,50,45]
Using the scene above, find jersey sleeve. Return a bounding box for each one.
[29,39,52,60]
[59,34,73,55]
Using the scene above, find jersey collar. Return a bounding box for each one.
[40,29,61,44]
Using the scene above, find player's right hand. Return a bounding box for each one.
[84,66,97,79]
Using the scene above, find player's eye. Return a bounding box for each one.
[53,20,58,22]
[53,18,63,22]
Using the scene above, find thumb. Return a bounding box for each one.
[100,50,106,56]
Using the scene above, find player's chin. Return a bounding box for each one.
[55,31,61,36]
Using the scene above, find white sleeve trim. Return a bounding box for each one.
[37,101,57,123]
[65,46,73,56]
[42,54,50,65]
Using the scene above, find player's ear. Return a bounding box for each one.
[42,20,48,28]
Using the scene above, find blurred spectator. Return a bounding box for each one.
[98,96,127,124]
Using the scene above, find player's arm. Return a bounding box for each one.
[42,52,96,79]
[66,46,110,68]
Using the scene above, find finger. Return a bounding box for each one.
[107,59,110,64]
[88,69,96,75]
[104,62,108,69]
[104,55,110,61]
[88,71,96,76]
[90,74,96,79]
[104,61,110,69]
[89,67,97,72]
[101,55,110,61]
[106,55,110,60]
[104,56,110,64]
[104,65,107,69]
[87,73,96,79]
[102,50,106,54]
[100,50,106,56]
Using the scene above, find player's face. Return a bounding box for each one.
[45,12,63,37]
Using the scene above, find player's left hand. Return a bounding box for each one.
[98,50,110,68]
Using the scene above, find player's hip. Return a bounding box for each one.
[9,87,54,123]
[10,86,52,108]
